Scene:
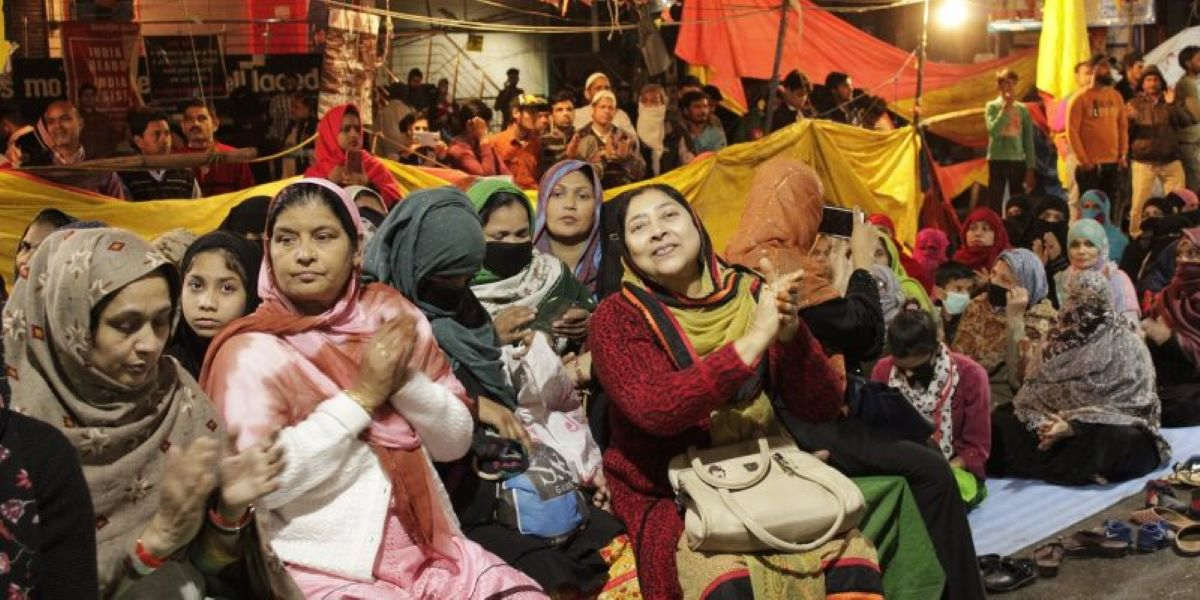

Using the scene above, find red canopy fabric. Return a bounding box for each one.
[676,0,1025,110]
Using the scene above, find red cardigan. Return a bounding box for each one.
[870,352,992,479]
[590,293,844,600]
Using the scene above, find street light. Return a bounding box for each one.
[935,0,969,29]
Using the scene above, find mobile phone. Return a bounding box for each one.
[414,131,439,147]
[346,149,364,174]
[818,206,861,238]
[530,296,577,332]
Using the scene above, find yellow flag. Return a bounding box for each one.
[0,1,13,74]
[1036,0,1092,100]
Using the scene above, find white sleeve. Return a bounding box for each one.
[256,393,372,510]
[389,372,474,462]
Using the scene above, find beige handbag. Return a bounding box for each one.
[667,435,865,553]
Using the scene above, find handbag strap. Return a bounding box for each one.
[716,455,849,553]
[687,437,772,490]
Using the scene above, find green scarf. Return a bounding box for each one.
[466,177,535,285]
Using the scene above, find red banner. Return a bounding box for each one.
[61,21,141,120]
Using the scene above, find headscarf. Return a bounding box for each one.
[1145,196,1182,219]
[1033,195,1070,222]
[1155,227,1200,366]
[535,160,604,293]
[953,207,1011,272]
[219,195,271,239]
[1014,270,1169,465]
[466,178,533,285]
[999,248,1049,305]
[867,213,933,292]
[305,103,404,206]
[608,184,776,442]
[1062,218,1131,314]
[725,157,840,310]
[363,186,517,408]
[1080,190,1129,261]
[150,227,198,268]
[915,228,950,276]
[1169,188,1200,212]
[1003,196,1034,246]
[879,234,935,313]
[870,264,905,324]
[167,231,262,378]
[200,178,457,559]
[3,228,222,594]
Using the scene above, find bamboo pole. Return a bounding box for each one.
[20,148,259,173]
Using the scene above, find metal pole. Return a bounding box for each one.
[914,0,931,129]
[762,0,792,134]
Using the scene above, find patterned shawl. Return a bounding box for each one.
[3,228,221,595]
[888,343,959,459]
[952,293,1056,373]
[1013,271,1169,463]
[725,157,841,310]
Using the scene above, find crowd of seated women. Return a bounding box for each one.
[1,102,1196,600]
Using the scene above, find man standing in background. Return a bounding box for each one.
[984,69,1036,212]
[1174,46,1200,192]
[1067,54,1128,208]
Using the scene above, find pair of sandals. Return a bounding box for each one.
[978,554,1037,594]
[1131,506,1200,556]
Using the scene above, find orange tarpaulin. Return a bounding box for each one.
[675,0,1035,147]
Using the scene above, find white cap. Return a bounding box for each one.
[590,90,617,107]
[585,72,609,93]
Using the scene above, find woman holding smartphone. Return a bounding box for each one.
[305,103,404,206]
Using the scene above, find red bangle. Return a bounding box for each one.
[133,538,166,572]
[208,505,253,533]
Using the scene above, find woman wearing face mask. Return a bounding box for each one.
[1056,218,1140,323]
[988,271,1168,486]
[362,187,628,598]
[953,207,1012,278]
[1023,218,1070,309]
[168,231,262,378]
[636,84,676,177]
[953,248,1057,407]
[1079,190,1130,262]
[1143,227,1200,427]
[202,180,540,597]
[6,228,283,598]
[467,179,595,352]
[1033,195,1070,224]
[872,310,991,508]
[591,183,887,600]
[305,103,404,206]
[725,158,886,374]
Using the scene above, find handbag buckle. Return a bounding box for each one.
[772,452,800,478]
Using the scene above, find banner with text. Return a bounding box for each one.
[144,35,229,101]
[319,8,379,125]
[61,21,141,119]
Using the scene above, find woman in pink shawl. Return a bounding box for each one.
[915,228,951,276]
[200,178,544,598]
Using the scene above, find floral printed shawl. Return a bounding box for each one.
[1013,270,1169,463]
[2,228,221,595]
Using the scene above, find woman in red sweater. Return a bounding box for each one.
[590,184,882,599]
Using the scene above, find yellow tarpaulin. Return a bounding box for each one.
[0,0,13,73]
[0,120,920,288]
